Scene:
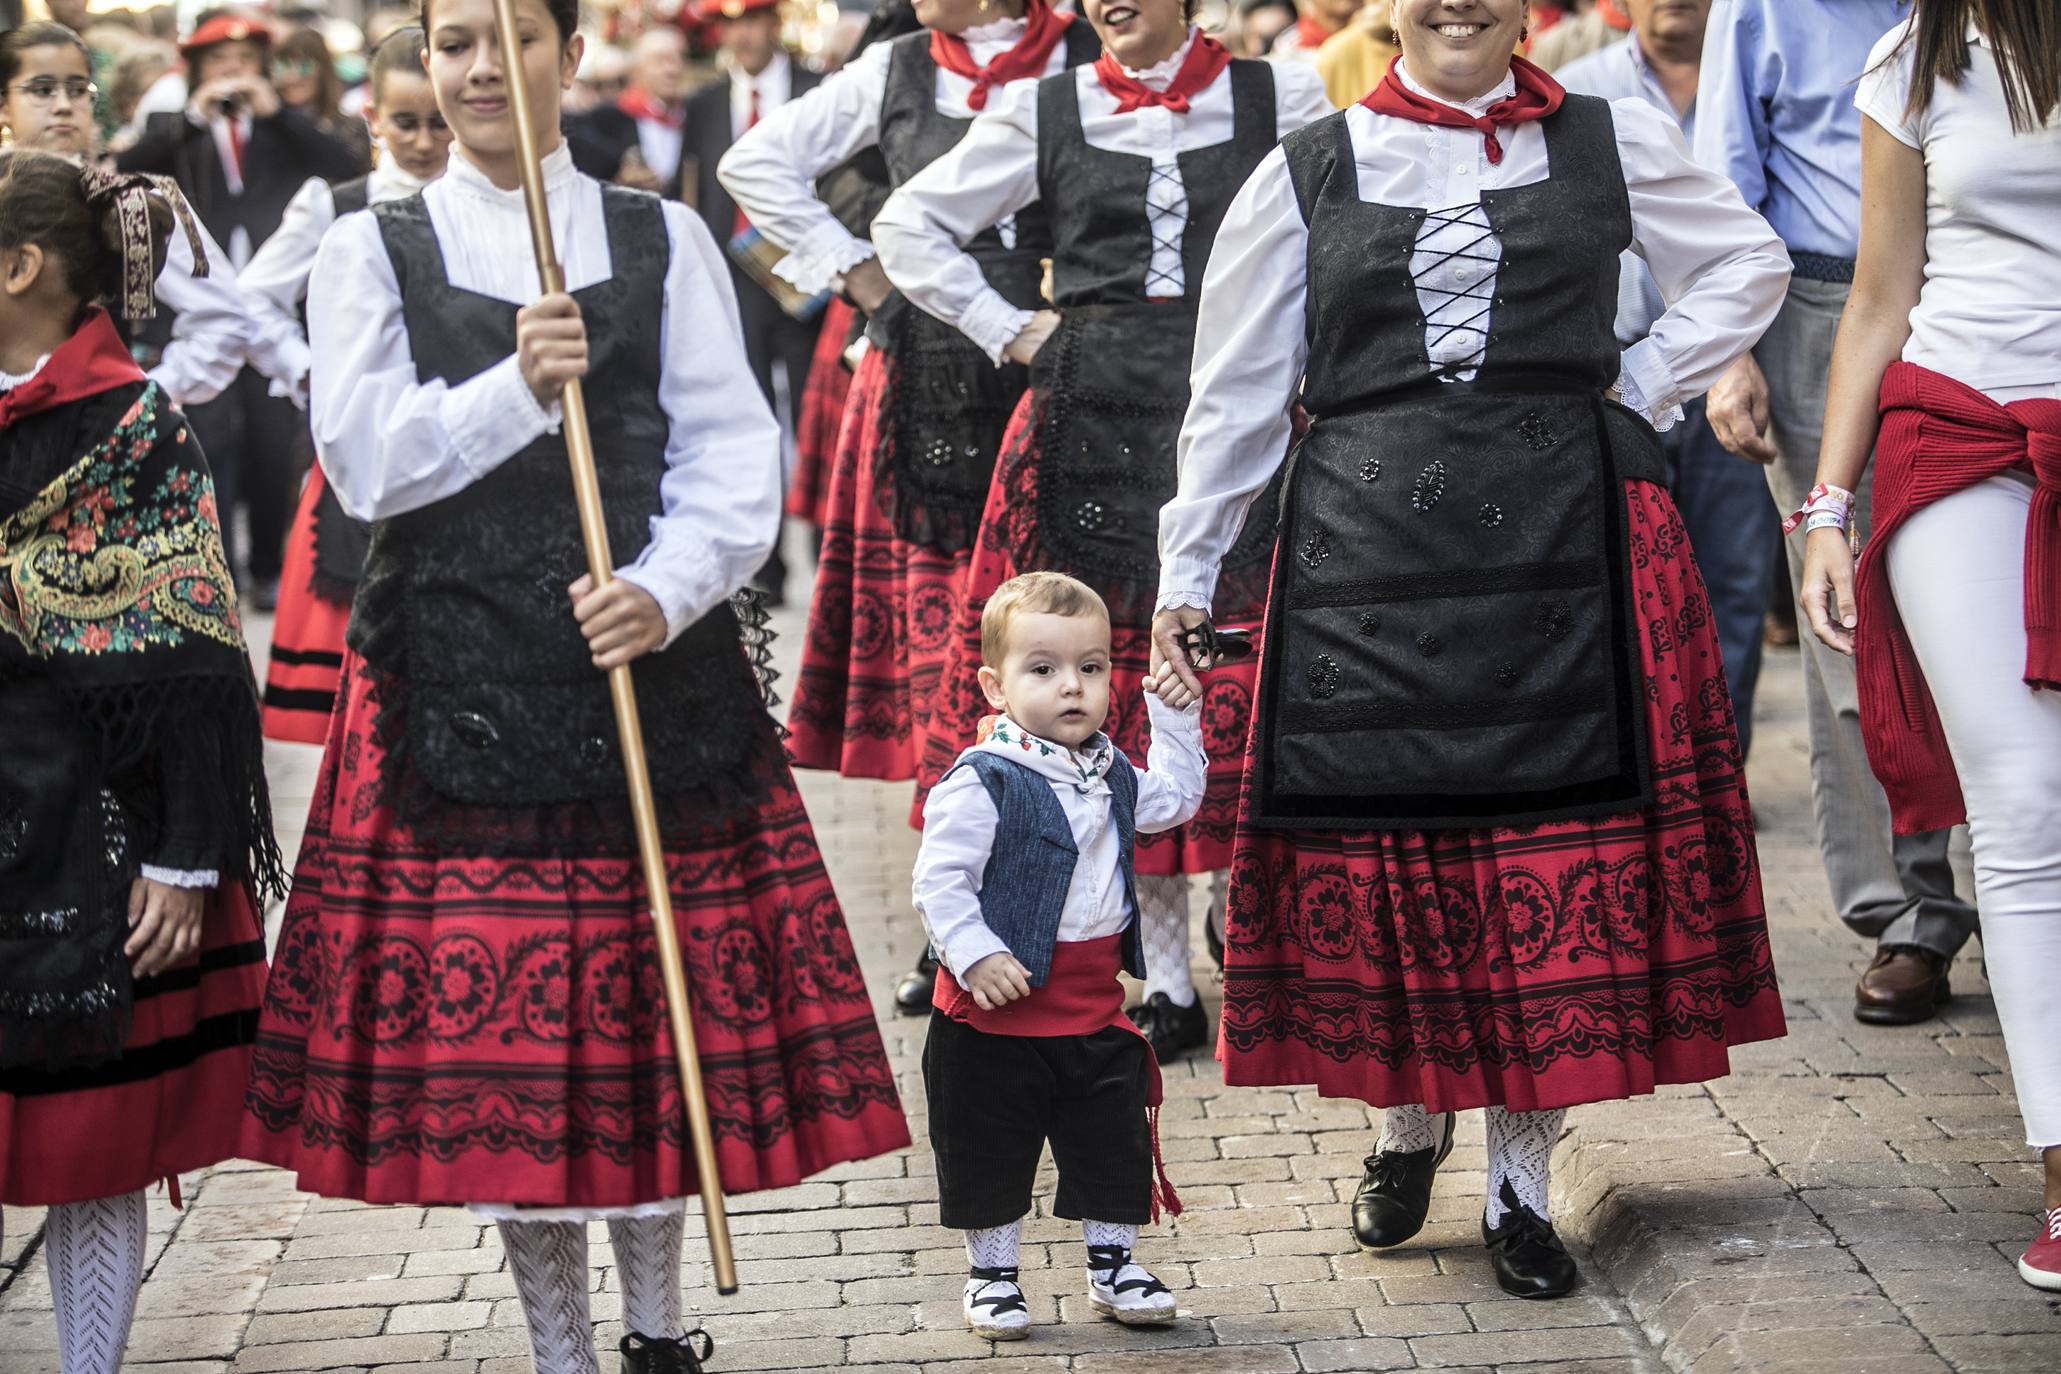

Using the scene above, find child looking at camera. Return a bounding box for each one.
[912,570,1206,1342]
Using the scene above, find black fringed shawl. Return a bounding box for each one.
[0,377,282,1071]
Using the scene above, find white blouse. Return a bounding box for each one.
[913,694,1206,981]
[306,143,784,646]
[1157,63,1791,611]
[1856,19,2061,401]
[239,153,431,404]
[716,16,1077,296]
[872,30,1334,362]
[148,207,252,409]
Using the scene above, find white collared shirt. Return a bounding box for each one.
[717,17,1077,295]
[1156,58,1791,611]
[1856,17,2061,401]
[913,694,1206,981]
[239,152,431,402]
[729,49,794,142]
[306,142,784,646]
[872,29,1332,362]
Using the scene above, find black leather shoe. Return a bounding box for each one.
[619,1328,714,1373]
[1481,1180,1578,1299]
[1127,992,1208,1060]
[895,949,939,1016]
[1351,1111,1455,1250]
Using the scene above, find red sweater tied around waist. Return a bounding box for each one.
[1857,361,2061,834]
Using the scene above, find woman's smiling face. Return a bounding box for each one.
[1390,0,1526,101]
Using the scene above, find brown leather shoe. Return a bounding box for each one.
[1854,946,1952,1025]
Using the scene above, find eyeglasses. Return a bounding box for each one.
[272,59,320,79]
[8,78,97,104]
[385,112,452,137]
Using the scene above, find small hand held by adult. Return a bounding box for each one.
[125,878,205,979]
[569,573,667,670]
[1799,527,1858,656]
[1706,354,1778,463]
[962,951,1032,1011]
[517,293,589,408]
[1148,605,1212,703]
[842,258,893,315]
[1004,309,1062,366]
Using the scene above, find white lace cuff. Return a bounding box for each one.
[139,865,218,889]
[962,290,1035,367]
[1615,340,1684,433]
[1156,555,1219,616]
[774,223,875,295]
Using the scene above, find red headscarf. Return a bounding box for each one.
[0,309,146,432]
[1092,33,1234,114]
[928,0,1077,111]
[1360,54,1565,165]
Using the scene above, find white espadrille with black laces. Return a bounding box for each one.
[963,1266,1031,1339]
[1085,1244,1178,1325]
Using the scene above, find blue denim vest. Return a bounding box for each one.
[956,749,1143,988]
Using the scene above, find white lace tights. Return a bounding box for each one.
[40,1190,148,1374]
[1377,1105,1568,1224]
[1137,871,1229,1007]
[500,1212,688,1374]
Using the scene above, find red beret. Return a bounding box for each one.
[699,0,781,20]
[179,15,274,57]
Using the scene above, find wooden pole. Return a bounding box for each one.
[486,0,739,1295]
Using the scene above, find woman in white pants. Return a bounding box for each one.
[1800,0,2061,1291]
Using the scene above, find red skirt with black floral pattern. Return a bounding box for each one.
[1220,482,1786,1113]
[241,652,911,1207]
[910,389,1262,874]
[783,347,972,781]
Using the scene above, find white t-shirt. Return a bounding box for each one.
[1855,20,2061,399]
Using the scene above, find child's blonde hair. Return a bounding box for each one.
[980,571,1110,667]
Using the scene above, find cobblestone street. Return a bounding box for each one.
[6,592,2061,1374]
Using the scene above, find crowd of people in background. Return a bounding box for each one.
[3,6,2057,1370]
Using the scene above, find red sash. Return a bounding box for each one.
[934,934,1182,1218]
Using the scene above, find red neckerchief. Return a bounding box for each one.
[1292,13,1335,50]
[1360,55,1565,165]
[1093,32,1233,114]
[929,0,1075,111]
[0,309,146,432]
[617,85,684,129]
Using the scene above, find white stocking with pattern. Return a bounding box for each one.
[607,1211,687,1342]
[1484,1106,1566,1225]
[1377,1104,1439,1155]
[1136,873,1198,1006]
[964,1221,1022,1271]
[499,1218,597,1374]
[45,1190,147,1374]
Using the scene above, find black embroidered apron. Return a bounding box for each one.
[866,25,1099,551]
[348,188,776,814]
[1254,97,1669,831]
[1024,60,1280,615]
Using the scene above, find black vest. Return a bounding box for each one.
[348,187,775,812]
[304,176,374,605]
[1253,97,1667,831]
[865,22,1101,553]
[1020,61,1280,620]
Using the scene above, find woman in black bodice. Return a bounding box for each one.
[872,0,1330,1061]
[1151,0,1791,1297]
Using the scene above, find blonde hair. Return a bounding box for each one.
[980,571,1109,667]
